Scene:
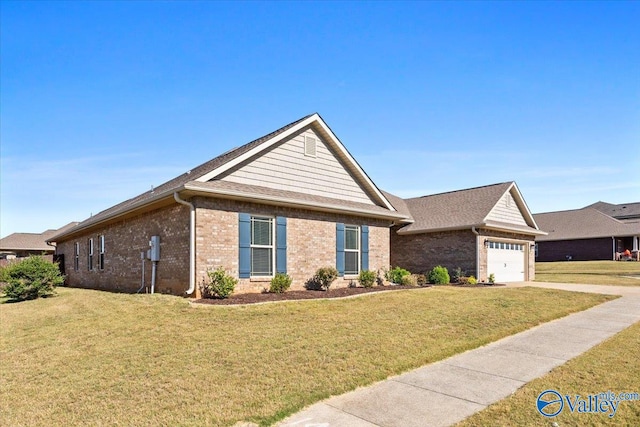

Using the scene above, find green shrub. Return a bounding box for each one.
[385,266,411,284]
[451,267,465,283]
[310,267,338,291]
[401,274,418,287]
[488,273,495,284]
[2,256,64,301]
[358,270,377,288]
[468,275,478,285]
[269,273,292,293]
[201,267,237,299]
[428,265,450,285]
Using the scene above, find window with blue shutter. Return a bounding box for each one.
[336,223,345,276]
[276,216,287,274]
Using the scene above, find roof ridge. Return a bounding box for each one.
[405,181,513,201]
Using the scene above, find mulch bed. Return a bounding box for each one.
[193,285,424,306]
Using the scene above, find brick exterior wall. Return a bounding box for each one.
[56,204,190,294]
[536,237,614,262]
[193,197,391,296]
[56,198,391,297]
[390,227,535,281]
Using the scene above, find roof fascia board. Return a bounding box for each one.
[47,188,180,242]
[482,223,548,236]
[195,114,397,212]
[182,184,408,221]
[397,224,485,235]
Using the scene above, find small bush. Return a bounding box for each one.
[488,273,495,284]
[468,275,478,285]
[414,274,427,287]
[401,274,418,287]
[2,256,64,301]
[385,266,411,284]
[428,265,450,285]
[269,273,292,293]
[201,267,237,299]
[358,270,377,288]
[311,266,338,291]
[451,267,465,283]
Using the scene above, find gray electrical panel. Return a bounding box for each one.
[150,236,160,261]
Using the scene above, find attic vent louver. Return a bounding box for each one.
[304,135,317,158]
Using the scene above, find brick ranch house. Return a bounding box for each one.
[533,207,640,262]
[388,183,545,283]
[48,114,412,297]
[49,114,543,296]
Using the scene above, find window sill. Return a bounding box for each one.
[344,275,359,280]
[250,277,273,282]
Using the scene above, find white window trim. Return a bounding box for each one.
[344,225,361,276]
[74,242,80,271]
[99,235,105,270]
[88,238,94,271]
[250,215,275,278]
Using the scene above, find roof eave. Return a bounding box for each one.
[396,224,485,235]
[181,184,409,222]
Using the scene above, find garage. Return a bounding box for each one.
[487,241,526,282]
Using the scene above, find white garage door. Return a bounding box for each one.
[487,241,525,282]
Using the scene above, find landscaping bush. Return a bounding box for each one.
[488,273,495,284]
[415,274,428,287]
[358,270,377,288]
[2,256,64,301]
[269,273,292,293]
[451,267,465,283]
[385,266,411,284]
[310,266,338,291]
[428,265,450,285]
[201,267,237,299]
[468,275,478,285]
[401,274,418,287]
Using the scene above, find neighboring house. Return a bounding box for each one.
[389,182,545,283]
[586,201,640,224]
[0,222,78,260]
[48,114,412,296]
[533,208,640,262]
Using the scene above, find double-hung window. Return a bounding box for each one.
[88,238,94,270]
[74,242,80,271]
[251,216,274,277]
[99,235,105,270]
[344,225,360,275]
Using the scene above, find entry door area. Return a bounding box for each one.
[487,241,525,282]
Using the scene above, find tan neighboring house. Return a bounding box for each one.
[389,182,545,283]
[48,114,412,296]
[0,222,78,262]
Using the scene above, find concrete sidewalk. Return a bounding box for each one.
[277,283,640,427]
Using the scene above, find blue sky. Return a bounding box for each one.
[1,1,639,236]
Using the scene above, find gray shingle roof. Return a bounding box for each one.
[534,208,640,241]
[395,182,542,235]
[586,201,640,222]
[1,222,78,252]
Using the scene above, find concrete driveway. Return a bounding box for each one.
[277,282,640,427]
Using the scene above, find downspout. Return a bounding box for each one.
[612,236,616,261]
[471,227,480,280]
[174,192,196,295]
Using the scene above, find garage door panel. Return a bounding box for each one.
[487,243,525,282]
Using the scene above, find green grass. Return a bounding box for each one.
[0,287,613,426]
[536,261,640,286]
[457,320,640,426]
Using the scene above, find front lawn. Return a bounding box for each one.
[0,286,613,426]
[536,261,640,286]
[457,319,640,426]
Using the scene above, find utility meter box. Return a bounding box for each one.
[149,236,160,261]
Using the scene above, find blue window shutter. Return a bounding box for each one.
[336,223,345,277]
[239,213,251,278]
[361,225,369,271]
[276,216,287,274]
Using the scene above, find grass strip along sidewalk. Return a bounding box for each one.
[536,261,640,286]
[1,286,613,426]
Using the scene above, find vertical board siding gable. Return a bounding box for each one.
[486,192,528,226]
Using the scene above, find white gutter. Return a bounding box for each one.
[471,226,480,280]
[174,192,196,295]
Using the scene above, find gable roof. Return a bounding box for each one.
[49,114,406,242]
[586,201,640,222]
[395,182,544,235]
[1,222,78,252]
[534,208,640,241]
